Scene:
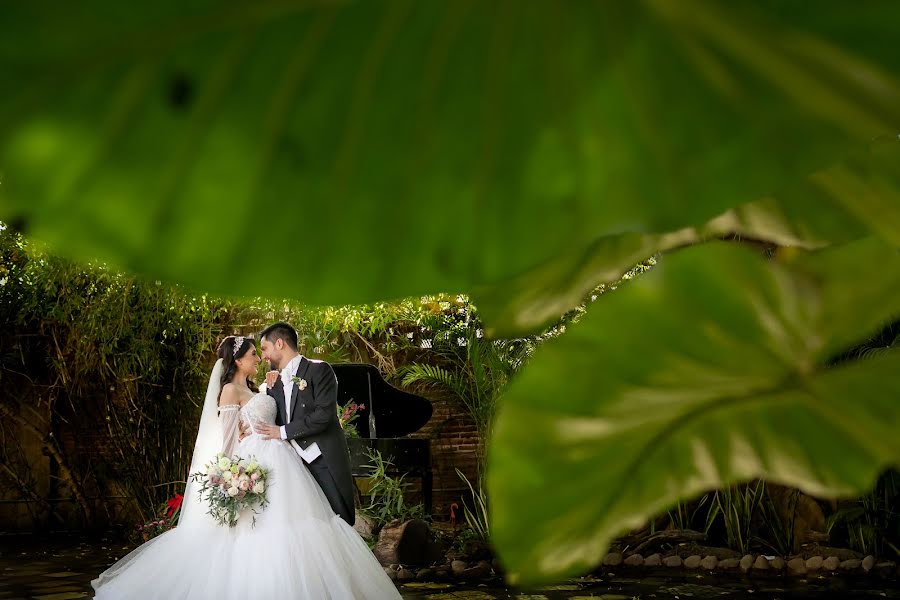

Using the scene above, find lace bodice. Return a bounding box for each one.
[240,392,278,433]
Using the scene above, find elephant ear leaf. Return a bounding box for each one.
[488,238,900,585]
[1,1,900,304]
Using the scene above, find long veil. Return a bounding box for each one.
[92,359,224,589]
[179,358,224,528]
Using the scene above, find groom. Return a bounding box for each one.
[254,321,355,526]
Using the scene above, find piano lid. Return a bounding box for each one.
[332,363,433,438]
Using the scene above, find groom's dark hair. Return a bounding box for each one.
[259,321,298,351]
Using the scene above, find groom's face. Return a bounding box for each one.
[260,337,284,369]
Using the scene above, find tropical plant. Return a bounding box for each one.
[708,481,767,555]
[358,449,425,528]
[398,325,530,462]
[666,494,714,534]
[827,469,900,558]
[456,468,489,542]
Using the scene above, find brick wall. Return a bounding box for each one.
[406,387,483,522]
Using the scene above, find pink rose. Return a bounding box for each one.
[240,480,250,491]
[251,473,259,481]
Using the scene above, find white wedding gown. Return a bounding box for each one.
[92,392,402,599]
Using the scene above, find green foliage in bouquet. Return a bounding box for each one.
[192,453,270,528]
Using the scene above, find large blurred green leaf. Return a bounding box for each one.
[2,1,899,303]
[476,141,900,336]
[487,239,900,585]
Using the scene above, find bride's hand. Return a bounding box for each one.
[265,370,279,389]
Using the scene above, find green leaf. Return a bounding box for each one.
[487,239,900,585]
[475,141,900,337]
[2,1,899,303]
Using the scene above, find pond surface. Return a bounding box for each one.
[2,534,898,599]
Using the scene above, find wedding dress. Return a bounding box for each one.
[92,361,401,599]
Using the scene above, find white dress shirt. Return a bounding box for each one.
[277,354,321,464]
[278,354,302,440]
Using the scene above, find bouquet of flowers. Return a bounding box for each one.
[191,453,270,527]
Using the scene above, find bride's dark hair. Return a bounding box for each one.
[216,335,259,399]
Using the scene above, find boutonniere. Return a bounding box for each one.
[291,376,308,391]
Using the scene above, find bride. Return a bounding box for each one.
[92,336,402,599]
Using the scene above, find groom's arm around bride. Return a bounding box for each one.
[256,322,356,526]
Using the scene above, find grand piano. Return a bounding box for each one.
[332,363,434,514]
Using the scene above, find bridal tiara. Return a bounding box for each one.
[232,336,245,355]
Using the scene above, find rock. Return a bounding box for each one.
[451,560,468,575]
[700,556,719,570]
[683,555,702,569]
[624,554,644,567]
[462,539,493,562]
[396,568,416,582]
[787,557,807,576]
[739,555,754,573]
[806,556,824,571]
[753,555,770,571]
[374,519,443,566]
[630,529,706,556]
[433,566,451,581]
[803,545,864,561]
[840,559,862,571]
[416,568,434,581]
[491,558,503,575]
[459,562,492,579]
[770,557,786,571]
[644,553,662,567]
[875,561,897,577]
[383,567,397,581]
[766,483,827,553]
[862,555,876,572]
[663,556,683,568]
[718,558,740,570]
[353,511,376,539]
[823,556,840,571]
[603,552,623,566]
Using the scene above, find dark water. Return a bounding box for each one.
[399,574,900,599]
[2,533,898,599]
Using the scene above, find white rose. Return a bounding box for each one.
[238,473,250,483]
[222,471,232,482]
[252,482,265,494]
[217,456,231,470]
[227,486,239,497]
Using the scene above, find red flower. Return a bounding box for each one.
[165,493,184,517]
[358,404,365,410]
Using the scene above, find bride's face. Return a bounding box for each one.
[236,345,261,376]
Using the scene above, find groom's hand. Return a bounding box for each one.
[257,423,281,440]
